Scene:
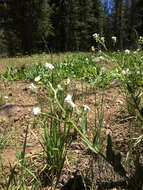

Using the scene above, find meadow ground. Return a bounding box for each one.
[0,52,143,190]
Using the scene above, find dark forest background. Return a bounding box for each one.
[0,0,143,56]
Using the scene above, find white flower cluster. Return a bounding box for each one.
[91,46,95,52]
[137,36,143,49]
[92,56,108,63]
[83,105,91,113]
[122,68,130,75]
[4,96,8,99]
[64,94,75,108]
[29,83,36,90]
[93,33,99,39]
[138,36,143,43]
[101,37,105,42]
[64,93,92,114]
[112,36,117,43]
[34,76,41,82]
[101,67,106,72]
[32,107,41,115]
[125,49,130,54]
[66,78,70,85]
[85,58,89,62]
[45,62,54,70]
[93,33,104,43]
[133,49,140,54]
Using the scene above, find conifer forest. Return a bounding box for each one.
[0,0,143,56]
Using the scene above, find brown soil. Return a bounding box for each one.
[0,79,143,190]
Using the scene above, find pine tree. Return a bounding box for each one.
[0,0,53,55]
[102,0,113,49]
[48,0,103,52]
[69,0,94,51]
[134,0,143,38]
[47,0,65,52]
[110,0,131,49]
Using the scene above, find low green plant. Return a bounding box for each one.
[1,53,107,87]
[0,125,31,189]
[92,33,107,51]
[29,82,74,188]
[116,53,143,122]
[0,129,10,150]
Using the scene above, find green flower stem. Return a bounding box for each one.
[49,82,66,114]
[69,120,99,154]
[69,120,107,161]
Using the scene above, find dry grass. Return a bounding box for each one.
[0,52,90,72]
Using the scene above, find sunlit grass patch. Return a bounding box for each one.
[0,52,91,73]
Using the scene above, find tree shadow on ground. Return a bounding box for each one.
[61,172,90,190]
[37,135,143,189]
[96,135,143,190]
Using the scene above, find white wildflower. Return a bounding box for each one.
[93,33,99,39]
[101,37,105,42]
[57,84,63,91]
[137,71,140,74]
[139,36,143,42]
[85,58,89,62]
[83,105,91,113]
[115,68,119,72]
[45,62,54,70]
[91,46,95,52]
[66,78,71,85]
[64,94,75,108]
[101,67,106,72]
[126,69,129,72]
[125,49,130,54]
[4,96,8,99]
[110,71,118,77]
[122,68,129,75]
[112,36,117,43]
[99,56,106,60]
[32,107,41,115]
[122,70,126,75]
[69,101,75,108]
[93,56,108,63]
[29,83,36,89]
[34,76,41,82]
[91,56,96,62]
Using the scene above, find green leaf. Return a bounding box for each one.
[93,133,99,148]
[81,117,87,135]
